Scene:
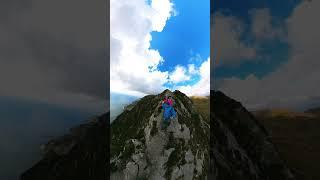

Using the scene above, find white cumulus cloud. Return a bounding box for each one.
[188,64,199,75]
[169,65,191,83]
[177,58,210,96]
[110,0,175,97]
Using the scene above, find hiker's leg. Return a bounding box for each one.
[161,117,165,129]
[161,118,169,130]
[164,119,170,129]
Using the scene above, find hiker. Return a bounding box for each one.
[160,96,174,107]
[161,96,176,130]
[167,96,173,106]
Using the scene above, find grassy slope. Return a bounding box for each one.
[254,110,320,180]
[190,96,210,123]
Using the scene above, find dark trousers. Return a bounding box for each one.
[161,119,170,130]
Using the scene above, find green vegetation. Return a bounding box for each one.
[136,177,148,180]
[110,161,118,172]
[190,97,210,122]
[255,110,320,180]
[119,140,135,168]
[111,95,160,158]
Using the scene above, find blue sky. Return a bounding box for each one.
[213,0,320,110]
[151,0,210,71]
[151,0,209,88]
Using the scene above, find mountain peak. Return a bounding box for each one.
[159,89,174,98]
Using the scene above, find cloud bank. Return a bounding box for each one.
[0,0,108,113]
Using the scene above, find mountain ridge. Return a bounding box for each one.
[20,90,296,180]
[110,89,210,180]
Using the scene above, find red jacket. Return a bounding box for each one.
[162,98,173,106]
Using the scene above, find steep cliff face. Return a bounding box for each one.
[20,113,108,180]
[209,91,295,180]
[110,90,210,180]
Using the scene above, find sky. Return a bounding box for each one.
[110,0,210,98]
[0,0,108,179]
[212,0,320,111]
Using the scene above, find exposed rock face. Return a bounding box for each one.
[209,91,295,180]
[110,90,210,180]
[20,113,108,180]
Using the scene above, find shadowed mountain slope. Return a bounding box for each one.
[210,91,295,180]
[20,113,108,180]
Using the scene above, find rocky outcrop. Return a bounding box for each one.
[20,113,108,180]
[209,91,295,180]
[110,89,210,180]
